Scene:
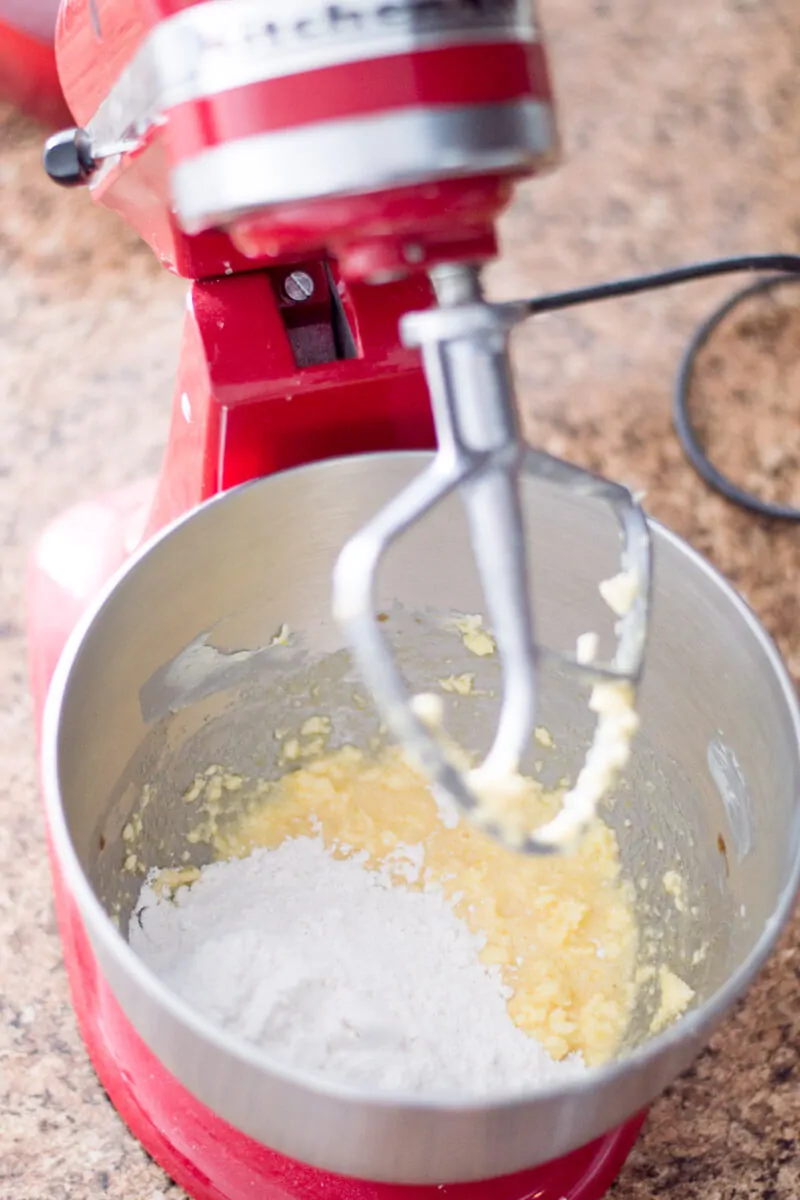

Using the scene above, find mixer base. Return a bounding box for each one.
[29,484,647,1200]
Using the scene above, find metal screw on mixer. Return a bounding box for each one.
[283,271,315,303]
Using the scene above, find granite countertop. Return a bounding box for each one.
[1,0,798,1196]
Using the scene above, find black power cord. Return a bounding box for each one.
[521,254,800,521]
[522,253,800,315]
[674,274,800,522]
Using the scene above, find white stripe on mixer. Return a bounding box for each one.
[86,0,538,175]
[169,102,554,233]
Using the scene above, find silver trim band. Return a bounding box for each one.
[86,0,538,160]
[169,101,554,232]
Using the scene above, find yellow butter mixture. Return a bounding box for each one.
[199,745,641,1066]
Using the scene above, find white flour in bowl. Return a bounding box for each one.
[130,836,586,1095]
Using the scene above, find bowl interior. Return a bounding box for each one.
[56,452,800,1062]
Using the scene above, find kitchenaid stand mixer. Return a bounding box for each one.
[27,2,650,1193]
[27,1,800,1199]
[41,0,654,852]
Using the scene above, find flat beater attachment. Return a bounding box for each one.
[332,266,652,854]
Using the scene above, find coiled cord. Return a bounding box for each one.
[522,254,800,521]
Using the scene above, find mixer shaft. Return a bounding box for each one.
[404,265,538,779]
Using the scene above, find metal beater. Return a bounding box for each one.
[334,261,652,853]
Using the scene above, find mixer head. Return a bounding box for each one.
[45,0,559,278]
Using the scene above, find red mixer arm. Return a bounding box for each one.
[142,259,438,537]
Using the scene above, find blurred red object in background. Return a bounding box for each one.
[0,0,71,126]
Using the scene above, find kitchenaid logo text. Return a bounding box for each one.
[203,0,533,54]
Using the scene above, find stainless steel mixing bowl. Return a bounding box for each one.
[43,451,800,1185]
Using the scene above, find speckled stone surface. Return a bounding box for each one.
[1,1,799,1197]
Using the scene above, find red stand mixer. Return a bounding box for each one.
[27,2,800,1198]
